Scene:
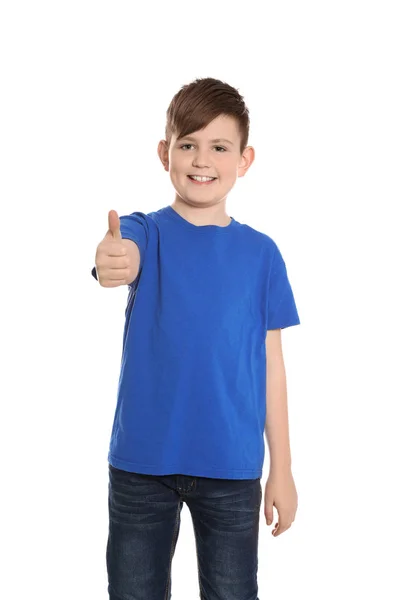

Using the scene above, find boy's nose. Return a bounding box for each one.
[192,152,212,168]
[192,161,211,169]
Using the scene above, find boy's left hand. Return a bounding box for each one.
[264,468,298,537]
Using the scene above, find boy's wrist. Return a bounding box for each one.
[269,458,292,474]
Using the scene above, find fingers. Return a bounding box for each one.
[272,522,292,537]
[105,245,127,258]
[108,209,122,240]
[95,212,129,288]
[99,278,128,288]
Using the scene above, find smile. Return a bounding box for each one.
[188,175,217,185]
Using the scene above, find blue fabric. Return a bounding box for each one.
[93,205,300,479]
[107,464,261,599]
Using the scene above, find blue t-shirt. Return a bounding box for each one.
[92,205,300,479]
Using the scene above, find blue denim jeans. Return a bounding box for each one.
[107,464,262,599]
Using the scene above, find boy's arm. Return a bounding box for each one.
[265,328,292,472]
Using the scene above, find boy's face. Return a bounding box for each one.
[158,114,254,208]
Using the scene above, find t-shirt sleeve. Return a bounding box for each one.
[267,243,300,330]
[91,212,149,287]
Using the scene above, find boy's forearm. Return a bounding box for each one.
[265,351,292,472]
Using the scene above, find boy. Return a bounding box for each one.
[92,77,300,600]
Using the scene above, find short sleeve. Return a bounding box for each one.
[119,212,149,288]
[91,212,149,287]
[119,213,149,262]
[267,243,300,330]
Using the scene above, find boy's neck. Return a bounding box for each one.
[170,198,231,227]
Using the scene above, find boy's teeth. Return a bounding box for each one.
[190,175,215,182]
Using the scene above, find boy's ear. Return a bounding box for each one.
[157,140,169,171]
[237,146,255,178]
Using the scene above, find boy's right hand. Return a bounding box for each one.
[95,210,131,287]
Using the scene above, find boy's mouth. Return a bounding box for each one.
[188,175,217,185]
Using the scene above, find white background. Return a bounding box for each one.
[1,1,419,598]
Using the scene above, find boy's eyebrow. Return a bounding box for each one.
[179,136,234,146]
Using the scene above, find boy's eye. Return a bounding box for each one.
[180,144,226,152]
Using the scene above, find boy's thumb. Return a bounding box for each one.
[108,210,122,240]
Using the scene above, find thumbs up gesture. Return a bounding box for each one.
[95,210,131,287]
[107,209,123,241]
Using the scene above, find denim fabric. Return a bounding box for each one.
[107,464,262,599]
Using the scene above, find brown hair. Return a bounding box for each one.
[165,77,250,155]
